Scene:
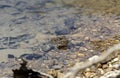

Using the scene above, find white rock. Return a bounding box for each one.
[100,70,120,78]
[111,58,119,63]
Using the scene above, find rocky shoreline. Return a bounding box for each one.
[0,0,120,78]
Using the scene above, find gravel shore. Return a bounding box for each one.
[0,0,120,78]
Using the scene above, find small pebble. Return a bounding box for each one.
[76,52,85,57]
[84,37,90,41]
[100,70,120,78]
[98,68,104,74]
[111,58,119,63]
[112,63,120,69]
[102,64,108,69]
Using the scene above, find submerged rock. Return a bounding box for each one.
[51,36,69,50]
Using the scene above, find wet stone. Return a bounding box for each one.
[55,27,70,35]
[99,27,111,36]
[40,43,54,52]
[75,42,84,46]
[8,54,15,59]
[64,17,75,29]
[20,54,42,60]
[51,36,69,50]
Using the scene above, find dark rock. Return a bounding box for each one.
[20,54,42,60]
[51,36,69,50]
[0,5,12,8]
[116,74,120,78]
[55,27,70,35]
[41,43,54,52]
[12,59,46,78]
[8,54,15,59]
[75,42,85,46]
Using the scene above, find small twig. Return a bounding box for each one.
[37,70,54,78]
